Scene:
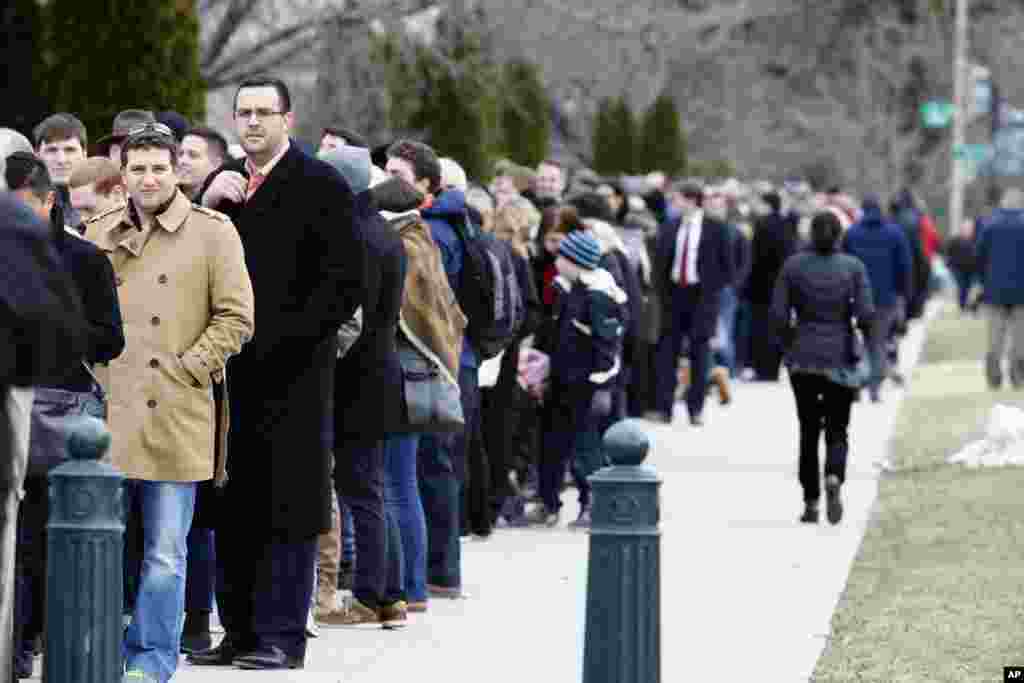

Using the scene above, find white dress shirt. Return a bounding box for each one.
[671,209,703,285]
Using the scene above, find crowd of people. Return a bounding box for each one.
[0,71,974,683]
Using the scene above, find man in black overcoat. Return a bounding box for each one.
[188,77,365,670]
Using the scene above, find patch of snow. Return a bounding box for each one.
[948,404,1024,467]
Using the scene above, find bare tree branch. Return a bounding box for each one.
[204,17,320,86]
[200,0,429,90]
[201,0,262,72]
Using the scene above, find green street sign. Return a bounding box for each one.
[921,100,955,128]
[953,143,993,162]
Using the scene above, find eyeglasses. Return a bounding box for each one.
[126,122,175,140]
[235,108,286,121]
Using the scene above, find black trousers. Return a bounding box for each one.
[627,339,656,417]
[655,284,713,419]
[789,372,854,503]
[13,477,46,674]
[749,303,784,381]
[215,497,317,658]
[333,436,391,609]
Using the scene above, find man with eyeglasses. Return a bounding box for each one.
[82,122,255,683]
[190,76,365,670]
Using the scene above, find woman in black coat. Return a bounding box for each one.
[772,212,874,526]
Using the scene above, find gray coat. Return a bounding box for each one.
[772,250,874,371]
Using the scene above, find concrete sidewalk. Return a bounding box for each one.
[35,314,931,682]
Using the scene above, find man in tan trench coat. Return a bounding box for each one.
[84,123,254,683]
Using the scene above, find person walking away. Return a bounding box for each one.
[842,196,911,403]
[773,212,874,525]
[5,152,124,679]
[975,188,1024,390]
[189,77,363,671]
[945,217,978,313]
[83,123,254,683]
[890,193,931,322]
[743,192,797,381]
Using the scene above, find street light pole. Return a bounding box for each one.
[950,0,969,235]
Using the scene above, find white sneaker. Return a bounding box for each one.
[305,609,320,638]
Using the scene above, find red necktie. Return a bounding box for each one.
[246,171,265,201]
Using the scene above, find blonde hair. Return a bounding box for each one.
[493,197,539,258]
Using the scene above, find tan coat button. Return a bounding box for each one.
[149,359,159,369]
[158,274,168,284]
[147,399,157,409]
[151,316,160,326]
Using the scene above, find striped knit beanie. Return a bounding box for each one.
[558,230,602,270]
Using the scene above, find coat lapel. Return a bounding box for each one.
[242,143,301,217]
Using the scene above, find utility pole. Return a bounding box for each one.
[949,0,969,235]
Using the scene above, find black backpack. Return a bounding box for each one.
[451,214,525,360]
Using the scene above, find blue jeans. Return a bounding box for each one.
[384,434,427,602]
[334,437,388,609]
[340,502,355,565]
[715,286,739,375]
[418,432,462,589]
[417,364,477,590]
[122,480,196,683]
[953,270,975,310]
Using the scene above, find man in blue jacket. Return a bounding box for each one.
[386,140,474,598]
[976,188,1024,389]
[843,197,912,402]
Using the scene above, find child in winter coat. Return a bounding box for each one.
[526,231,627,527]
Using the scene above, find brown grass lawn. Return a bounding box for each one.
[813,304,1024,682]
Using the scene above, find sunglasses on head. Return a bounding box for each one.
[125,122,175,141]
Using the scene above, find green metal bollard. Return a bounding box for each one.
[45,415,124,683]
[583,419,661,683]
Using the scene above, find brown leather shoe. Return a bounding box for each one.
[711,366,732,405]
[379,601,408,629]
[317,598,381,629]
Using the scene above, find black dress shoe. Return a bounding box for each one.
[233,645,304,670]
[180,630,214,654]
[186,639,245,666]
[689,413,704,427]
[799,503,819,524]
[825,475,843,525]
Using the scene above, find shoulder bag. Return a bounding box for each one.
[392,332,465,435]
[27,362,107,477]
